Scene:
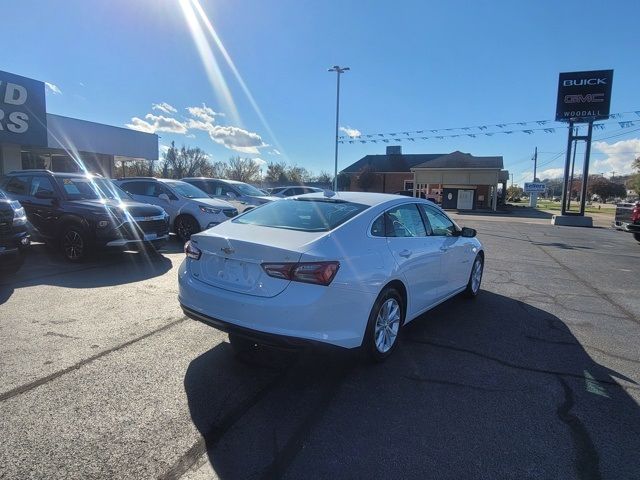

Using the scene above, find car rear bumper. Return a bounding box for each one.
[178,259,375,349]
[613,221,640,233]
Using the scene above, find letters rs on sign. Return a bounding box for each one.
[0,70,48,147]
[524,182,546,193]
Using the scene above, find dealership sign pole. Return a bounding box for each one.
[553,70,613,226]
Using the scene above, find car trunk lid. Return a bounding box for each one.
[189,222,326,297]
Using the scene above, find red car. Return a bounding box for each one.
[614,201,640,243]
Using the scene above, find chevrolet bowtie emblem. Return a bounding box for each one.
[221,246,234,255]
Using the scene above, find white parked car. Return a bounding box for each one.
[178,192,484,361]
[181,177,279,212]
[116,178,238,241]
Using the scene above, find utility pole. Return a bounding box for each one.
[530,147,538,207]
[328,65,349,191]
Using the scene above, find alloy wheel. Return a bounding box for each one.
[63,230,84,260]
[374,298,401,353]
[471,257,483,293]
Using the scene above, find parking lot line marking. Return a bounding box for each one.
[0,316,188,403]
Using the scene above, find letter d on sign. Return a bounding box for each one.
[4,83,27,105]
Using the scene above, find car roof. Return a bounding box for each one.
[8,170,102,179]
[296,191,426,207]
[182,177,245,185]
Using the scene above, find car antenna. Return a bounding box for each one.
[324,189,336,198]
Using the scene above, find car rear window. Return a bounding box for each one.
[234,198,368,232]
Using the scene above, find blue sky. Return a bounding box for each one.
[4,0,640,185]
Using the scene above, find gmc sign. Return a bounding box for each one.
[556,70,613,122]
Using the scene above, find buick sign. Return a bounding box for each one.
[0,70,48,147]
[556,70,613,122]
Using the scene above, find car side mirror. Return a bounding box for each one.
[158,193,170,202]
[460,227,477,238]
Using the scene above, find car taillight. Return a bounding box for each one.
[632,205,640,222]
[184,240,201,260]
[262,261,340,286]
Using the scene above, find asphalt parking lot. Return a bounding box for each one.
[1,214,639,480]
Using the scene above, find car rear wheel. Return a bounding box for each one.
[175,215,200,242]
[60,225,90,262]
[463,254,483,298]
[363,287,404,362]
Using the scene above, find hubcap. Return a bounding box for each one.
[63,230,83,260]
[471,258,483,293]
[374,298,401,353]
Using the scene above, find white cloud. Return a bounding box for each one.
[538,168,566,179]
[269,149,281,156]
[186,133,196,138]
[187,103,223,123]
[159,144,171,155]
[45,82,61,95]
[252,157,267,166]
[125,114,188,134]
[152,102,177,114]
[208,125,267,154]
[340,126,361,138]
[592,138,640,176]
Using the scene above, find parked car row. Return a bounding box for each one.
[0,170,337,269]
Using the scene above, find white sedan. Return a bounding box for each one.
[178,192,484,361]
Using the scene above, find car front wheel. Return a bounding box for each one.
[463,254,483,298]
[363,287,404,362]
[60,225,90,262]
[175,215,201,242]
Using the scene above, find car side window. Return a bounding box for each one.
[119,181,147,196]
[420,205,456,237]
[5,176,30,195]
[385,204,427,238]
[30,176,56,197]
[371,214,385,237]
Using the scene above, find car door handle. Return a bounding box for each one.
[399,249,412,258]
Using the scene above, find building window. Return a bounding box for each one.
[404,180,414,190]
[21,151,51,170]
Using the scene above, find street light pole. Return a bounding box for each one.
[328,65,349,191]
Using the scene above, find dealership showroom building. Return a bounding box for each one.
[0,70,157,178]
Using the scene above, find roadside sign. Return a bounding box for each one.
[524,182,546,193]
[555,69,613,122]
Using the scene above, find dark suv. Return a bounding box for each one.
[0,170,170,262]
[0,188,30,272]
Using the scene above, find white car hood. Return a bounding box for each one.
[194,197,235,208]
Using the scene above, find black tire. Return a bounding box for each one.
[633,232,640,243]
[60,224,91,262]
[363,287,404,363]
[174,215,201,242]
[463,254,484,298]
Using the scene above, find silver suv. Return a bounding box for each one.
[181,178,278,212]
[116,178,238,240]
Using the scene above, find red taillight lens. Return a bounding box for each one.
[632,206,640,222]
[262,261,340,286]
[184,240,201,260]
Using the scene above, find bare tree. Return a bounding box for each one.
[200,160,229,179]
[161,142,211,179]
[265,161,288,184]
[227,156,262,182]
[316,171,333,184]
[287,165,312,183]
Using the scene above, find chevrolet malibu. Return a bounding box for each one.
[179,192,484,361]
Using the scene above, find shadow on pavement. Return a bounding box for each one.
[0,239,181,304]
[184,291,640,480]
[455,206,553,219]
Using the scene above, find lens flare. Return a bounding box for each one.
[179,0,241,126]
[190,0,289,161]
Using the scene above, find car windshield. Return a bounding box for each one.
[234,198,368,232]
[269,187,286,195]
[234,182,266,197]
[164,181,208,199]
[57,177,131,201]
